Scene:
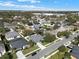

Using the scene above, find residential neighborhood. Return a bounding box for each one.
[0,10,79,59]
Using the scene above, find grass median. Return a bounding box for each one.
[49,48,69,59]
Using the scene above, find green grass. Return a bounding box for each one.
[42,42,49,45]
[0,52,17,59]
[49,48,69,59]
[23,45,38,55]
[12,53,17,59]
[49,52,65,59]
[0,27,5,33]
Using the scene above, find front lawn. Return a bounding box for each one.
[23,45,38,55]
[42,42,49,45]
[12,53,17,59]
[49,52,65,59]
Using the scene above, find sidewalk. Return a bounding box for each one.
[25,39,60,56]
[45,50,59,59]
[40,50,59,59]
[25,42,52,56]
[37,42,46,50]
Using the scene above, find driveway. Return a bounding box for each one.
[16,50,26,59]
[37,42,46,50]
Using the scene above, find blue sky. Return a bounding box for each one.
[0,0,79,11]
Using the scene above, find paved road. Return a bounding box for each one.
[27,32,79,59]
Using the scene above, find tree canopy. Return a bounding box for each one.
[43,33,56,43]
[58,46,66,52]
[57,31,71,38]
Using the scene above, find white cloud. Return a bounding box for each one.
[0,1,78,11]
[0,1,15,7]
[0,1,36,8]
[18,0,40,3]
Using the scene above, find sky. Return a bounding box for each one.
[0,0,79,11]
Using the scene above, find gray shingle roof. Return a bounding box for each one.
[30,34,43,42]
[4,22,15,29]
[33,24,41,30]
[9,38,28,49]
[71,46,79,59]
[5,31,20,39]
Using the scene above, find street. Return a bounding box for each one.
[27,32,79,59]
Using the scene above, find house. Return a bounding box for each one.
[74,21,79,28]
[5,29,29,50]
[0,42,6,57]
[70,46,79,59]
[38,19,47,25]
[33,24,41,30]
[9,38,29,50]
[5,30,20,41]
[4,22,15,29]
[13,16,21,20]
[30,34,43,43]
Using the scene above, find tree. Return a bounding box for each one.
[73,27,78,31]
[43,33,56,43]
[64,52,71,59]
[53,22,60,30]
[66,13,78,25]
[0,34,10,52]
[28,40,35,47]
[35,29,43,35]
[22,29,34,36]
[0,34,5,41]
[58,46,66,52]
[72,36,79,45]
[0,52,13,59]
[51,21,54,25]
[18,25,25,29]
[57,31,71,38]
[0,27,5,33]
[5,28,10,32]
[42,25,51,30]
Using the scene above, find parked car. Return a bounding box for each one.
[32,52,37,56]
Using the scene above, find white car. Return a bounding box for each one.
[64,41,71,46]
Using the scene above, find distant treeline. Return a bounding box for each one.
[0,11,34,18]
[0,10,79,18]
[0,10,79,13]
